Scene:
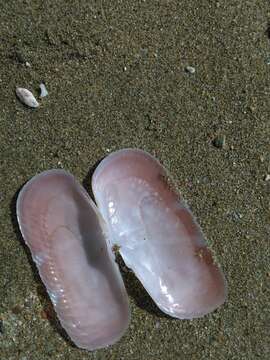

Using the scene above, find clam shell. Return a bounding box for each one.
[17,170,129,350]
[92,149,227,319]
[16,87,39,108]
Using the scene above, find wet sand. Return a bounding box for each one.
[0,1,269,359]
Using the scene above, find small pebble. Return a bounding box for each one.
[230,210,243,222]
[259,155,264,162]
[11,305,22,315]
[264,174,270,181]
[212,135,226,149]
[39,83,48,98]
[25,61,31,67]
[16,87,39,108]
[185,65,196,74]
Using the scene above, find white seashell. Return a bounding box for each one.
[92,149,227,319]
[39,83,48,98]
[17,170,130,350]
[16,87,39,108]
[185,65,196,74]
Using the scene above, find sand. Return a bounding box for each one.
[0,1,269,359]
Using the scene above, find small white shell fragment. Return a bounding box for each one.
[16,87,39,108]
[39,83,48,98]
[185,65,196,74]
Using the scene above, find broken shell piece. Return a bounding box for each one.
[16,87,39,108]
[185,65,195,74]
[92,149,227,319]
[39,83,48,98]
[17,170,129,350]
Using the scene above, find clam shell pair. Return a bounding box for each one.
[17,149,227,351]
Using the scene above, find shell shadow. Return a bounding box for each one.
[115,254,170,319]
[82,158,103,199]
[9,185,76,348]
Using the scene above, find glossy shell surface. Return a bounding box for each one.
[17,170,129,350]
[92,149,227,319]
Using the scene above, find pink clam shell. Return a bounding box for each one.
[92,149,227,319]
[17,170,129,350]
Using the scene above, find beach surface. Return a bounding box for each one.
[0,1,269,359]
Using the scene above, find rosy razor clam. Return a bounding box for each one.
[17,170,129,350]
[92,149,227,319]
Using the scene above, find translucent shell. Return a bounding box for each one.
[17,170,129,350]
[92,149,227,319]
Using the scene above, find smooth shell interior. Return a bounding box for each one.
[92,149,227,319]
[17,170,130,350]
